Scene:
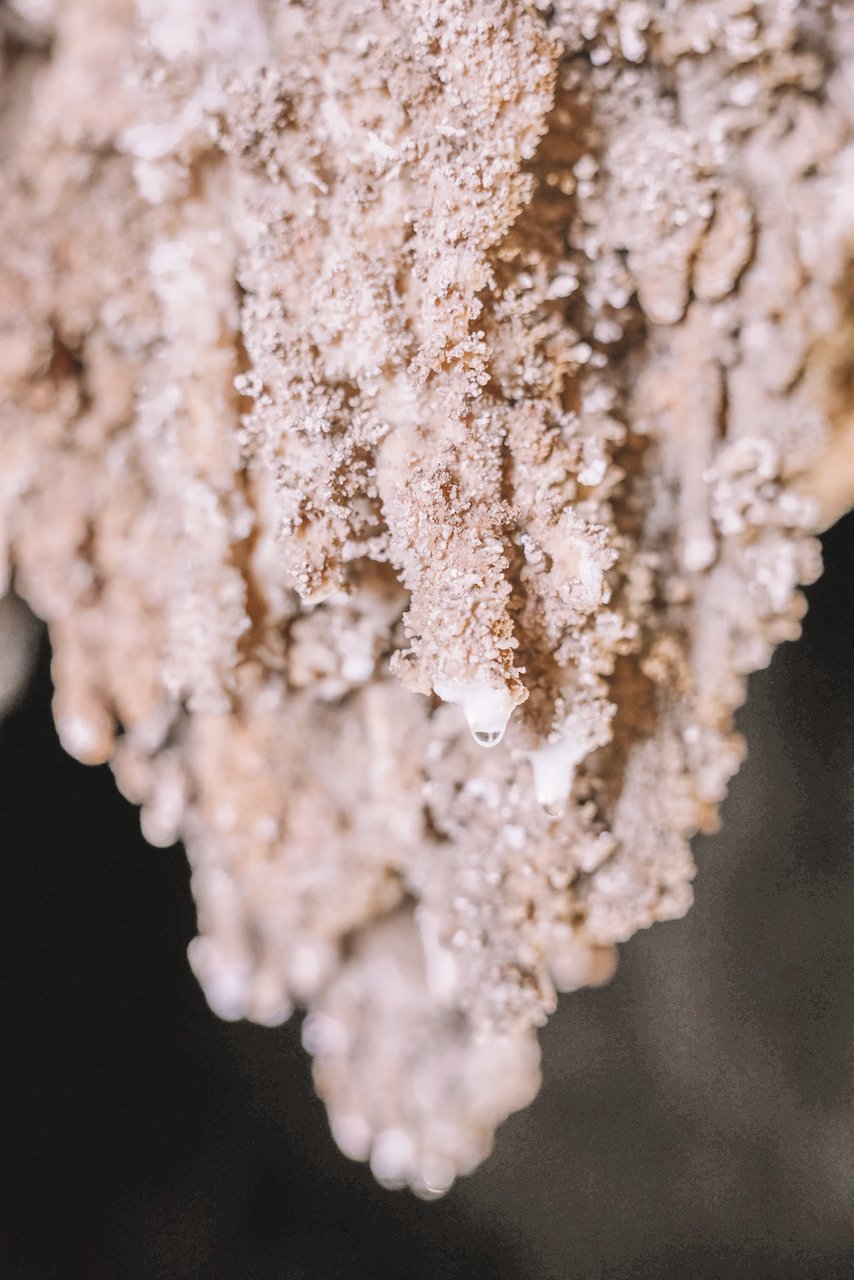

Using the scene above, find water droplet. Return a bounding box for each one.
[541,798,566,819]
[432,678,518,749]
[529,735,583,816]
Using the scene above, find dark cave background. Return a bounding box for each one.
[0,513,851,1280]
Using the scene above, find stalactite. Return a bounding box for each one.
[1,0,852,1195]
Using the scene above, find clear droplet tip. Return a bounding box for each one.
[541,799,566,819]
[433,678,517,751]
[471,727,504,748]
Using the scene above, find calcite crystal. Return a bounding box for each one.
[1,0,852,1194]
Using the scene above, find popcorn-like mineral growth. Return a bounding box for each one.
[1,0,853,1195]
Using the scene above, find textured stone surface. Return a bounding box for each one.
[1,0,852,1191]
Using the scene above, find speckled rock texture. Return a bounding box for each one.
[1,0,852,1194]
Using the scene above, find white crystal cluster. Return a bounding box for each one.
[1,0,852,1192]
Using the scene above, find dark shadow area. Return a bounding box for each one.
[0,512,851,1280]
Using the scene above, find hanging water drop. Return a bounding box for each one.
[540,796,566,820]
[529,735,583,816]
[432,678,518,749]
[473,728,502,747]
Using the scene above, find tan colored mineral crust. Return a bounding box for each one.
[0,591,37,719]
[1,0,852,1194]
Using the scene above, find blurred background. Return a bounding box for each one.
[0,512,851,1280]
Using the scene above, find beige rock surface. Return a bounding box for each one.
[1,0,852,1192]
